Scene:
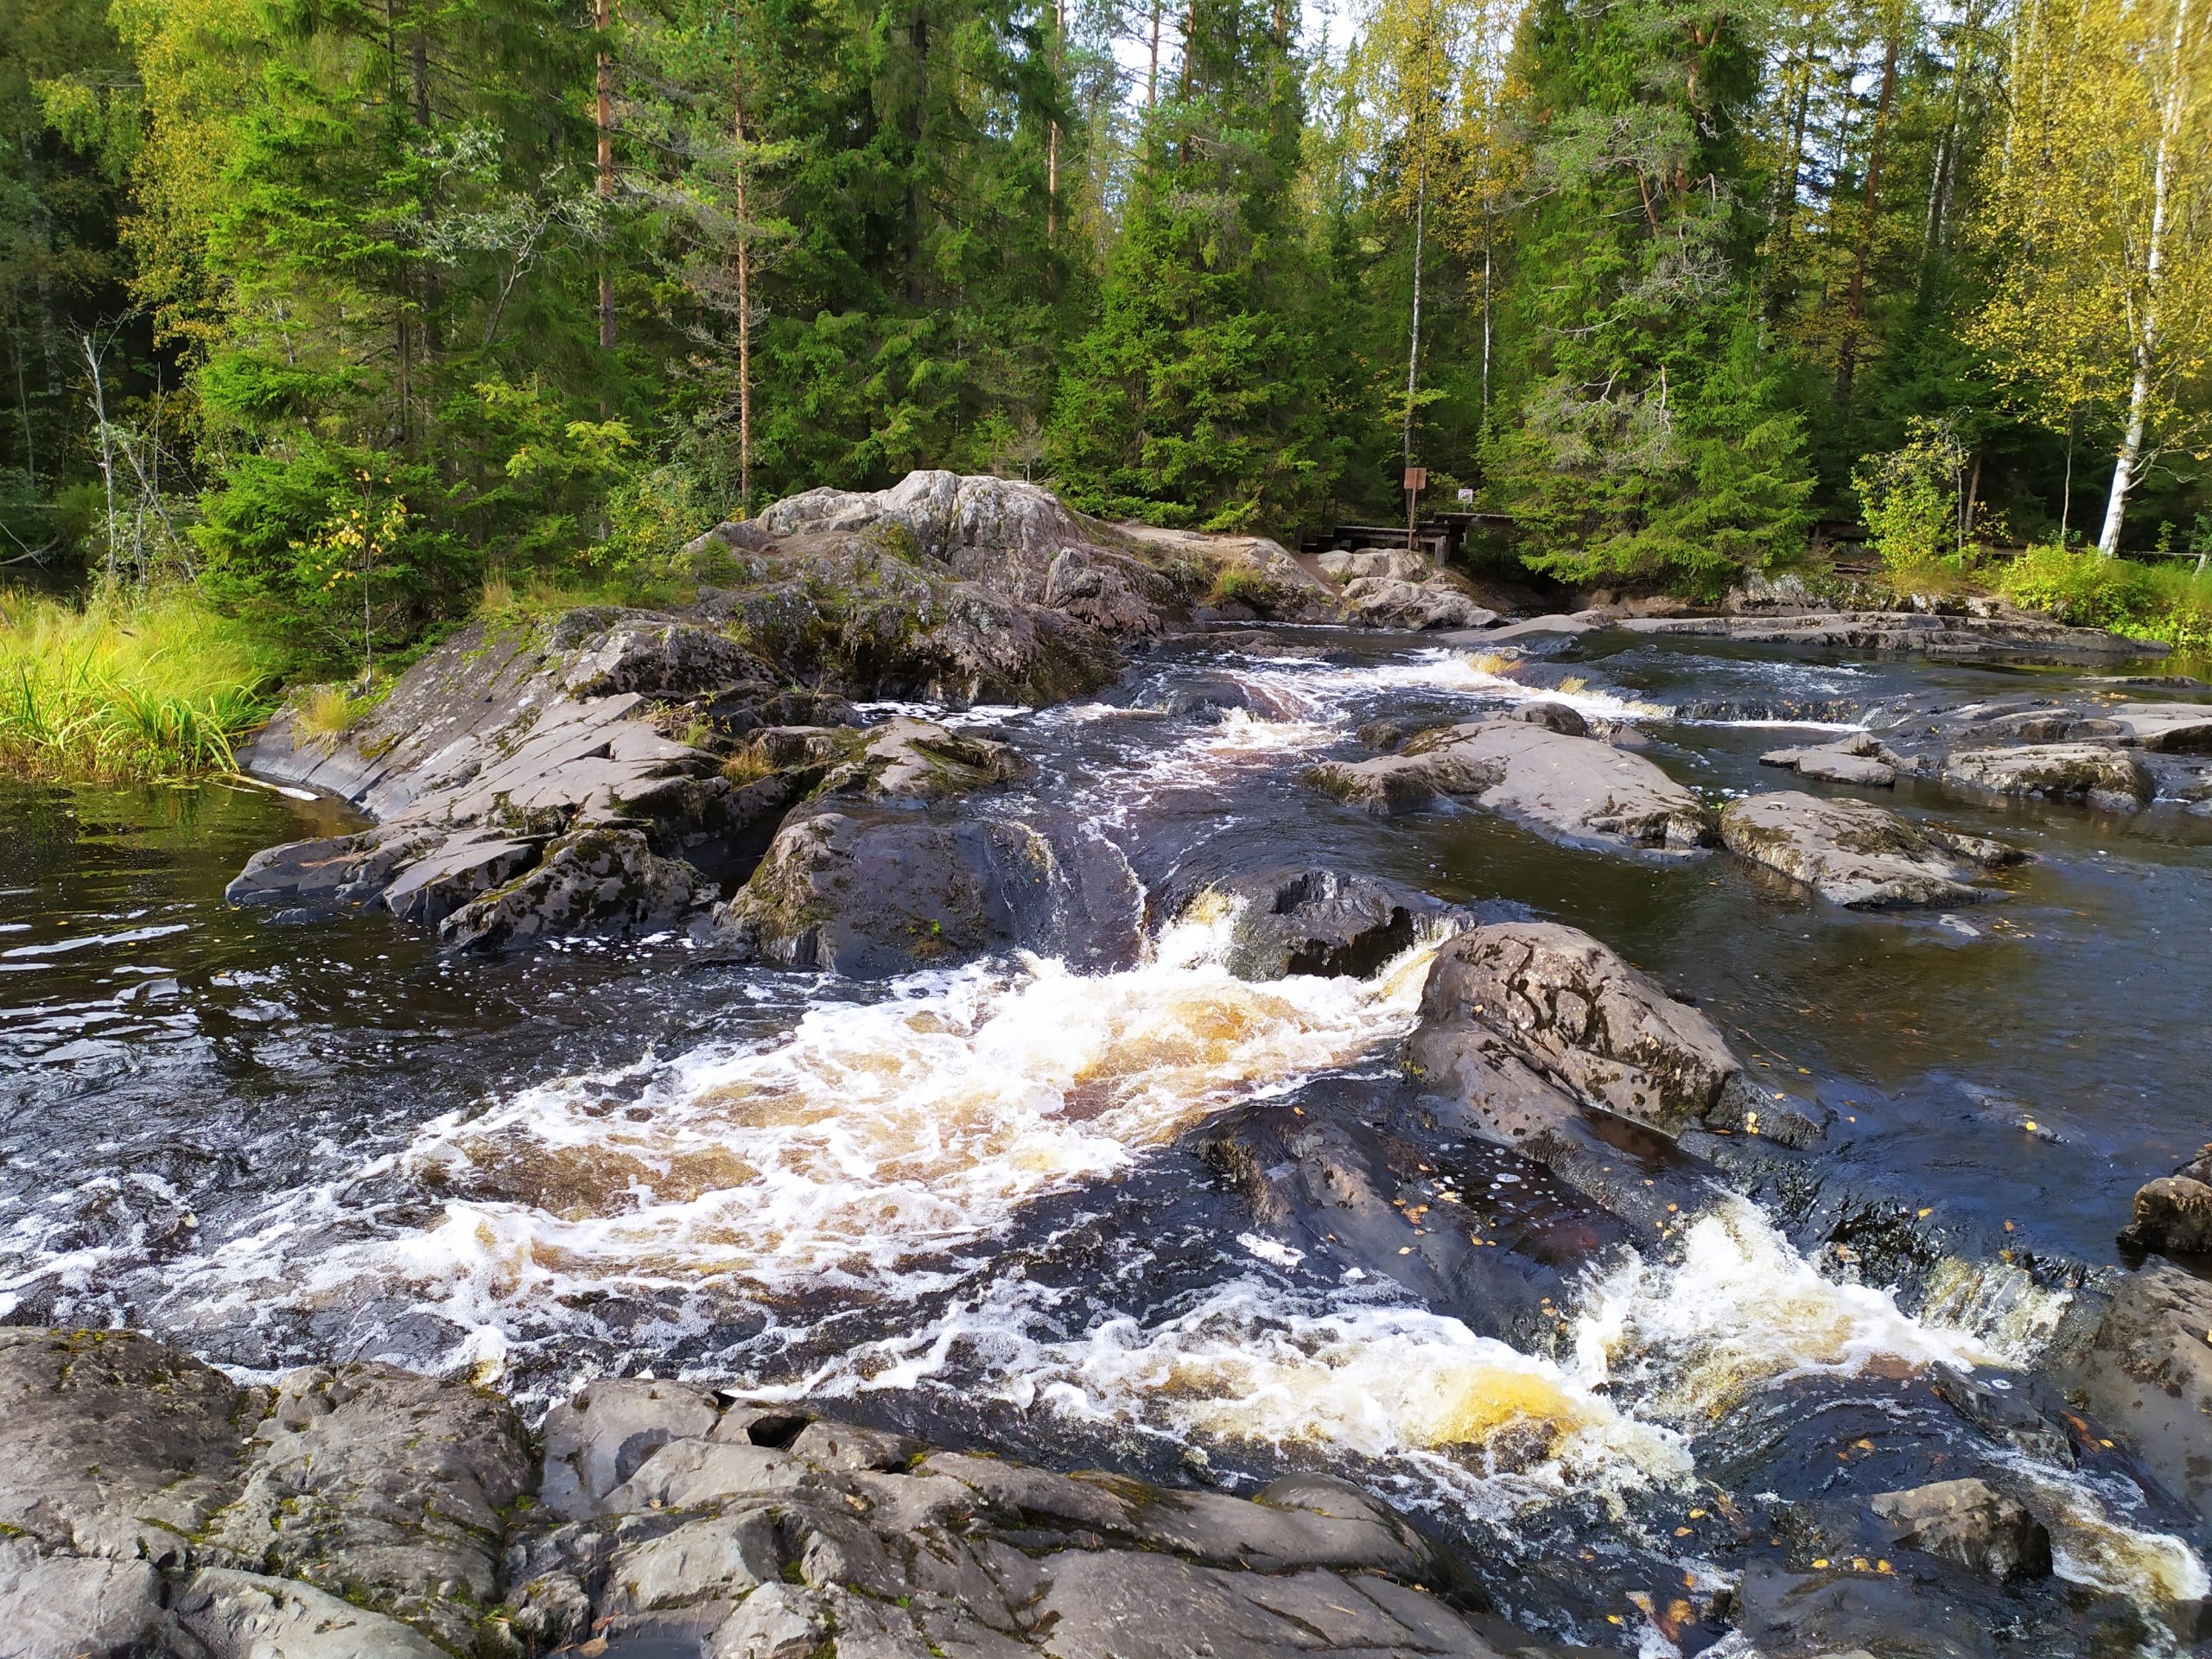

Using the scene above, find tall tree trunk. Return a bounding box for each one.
[1480,239,1492,421]
[1046,0,1064,240]
[413,29,444,362]
[1766,14,1815,308]
[1403,142,1427,473]
[1147,0,1161,107]
[733,55,753,515]
[2099,0,2191,556]
[906,6,928,305]
[595,0,616,350]
[1836,8,1901,406]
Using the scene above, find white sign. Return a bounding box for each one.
[1456,487,1474,502]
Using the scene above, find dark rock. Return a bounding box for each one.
[1165,676,1254,722]
[1869,1478,2053,1582]
[1719,791,2014,908]
[709,808,1058,977]
[1202,865,1453,980]
[439,824,707,950]
[1409,922,1761,1138]
[1510,701,1589,736]
[1733,1556,2004,1658]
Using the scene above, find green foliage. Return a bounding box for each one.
[1853,417,1976,579]
[1047,0,1341,532]
[0,585,282,778]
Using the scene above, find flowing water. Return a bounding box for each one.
[3,628,2209,1653]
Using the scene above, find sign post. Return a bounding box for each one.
[1402,465,1427,553]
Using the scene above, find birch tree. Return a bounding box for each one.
[1974,0,2212,551]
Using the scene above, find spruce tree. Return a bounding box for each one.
[1482,0,1814,592]
[1046,0,1340,532]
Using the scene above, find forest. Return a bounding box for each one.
[1,0,2209,694]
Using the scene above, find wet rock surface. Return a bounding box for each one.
[228,474,1319,952]
[1198,864,1459,980]
[1940,741,2157,811]
[2120,1144,2212,1256]
[1616,607,2163,663]
[1868,1478,2053,1583]
[2068,1263,2212,1523]
[1719,791,2019,908]
[0,1328,1589,1659]
[1304,717,1714,855]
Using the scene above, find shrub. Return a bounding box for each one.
[1995,543,2154,629]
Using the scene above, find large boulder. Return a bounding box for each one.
[709,807,1059,976]
[1408,923,1759,1140]
[1341,574,1500,632]
[1306,718,1714,855]
[1868,1478,2053,1583]
[2120,1144,2212,1255]
[1197,866,1459,980]
[2108,701,2212,753]
[2067,1264,2212,1522]
[1719,791,2020,908]
[1941,742,2155,810]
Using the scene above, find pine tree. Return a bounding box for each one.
[1047,0,1340,531]
[1480,0,1813,591]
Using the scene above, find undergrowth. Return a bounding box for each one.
[0,587,286,780]
[1994,543,2212,650]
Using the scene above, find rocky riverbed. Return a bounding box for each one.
[3,474,2210,1658]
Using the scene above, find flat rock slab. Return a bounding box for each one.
[2069,1264,2212,1523]
[1719,791,2014,908]
[1760,731,1908,788]
[2109,701,2212,753]
[1618,609,2161,664]
[1306,719,1713,855]
[1941,742,2154,810]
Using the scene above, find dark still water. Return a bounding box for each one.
[2,630,2208,1653]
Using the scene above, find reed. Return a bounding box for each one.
[0,587,284,780]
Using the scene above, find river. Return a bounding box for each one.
[3,626,2208,1654]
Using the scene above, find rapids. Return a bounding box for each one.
[3,626,2209,1654]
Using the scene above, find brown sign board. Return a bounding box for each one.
[1402,466,1428,491]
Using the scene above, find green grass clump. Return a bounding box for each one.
[0,587,285,780]
[1995,542,2212,651]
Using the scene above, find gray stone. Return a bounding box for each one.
[1869,1478,2052,1582]
[1029,1550,1506,1659]
[0,1541,168,1659]
[1409,922,1756,1137]
[1306,718,1713,855]
[540,1376,723,1520]
[2122,1175,2212,1255]
[1342,574,1499,632]
[823,716,1031,804]
[2109,701,2212,752]
[1616,608,2162,665]
[1942,742,2155,809]
[602,1507,782,1614]
[1760,734,1901,788]
[1319,547,1427,582]
[2070,1263,2212,1522]
[1719,791,2011,908]
[175,1567,448,1659]
[0,1326,257,1564]
[708,1583,834,1659]
[200,1363,533,1649]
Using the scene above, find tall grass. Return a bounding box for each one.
[0,588,285,780]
